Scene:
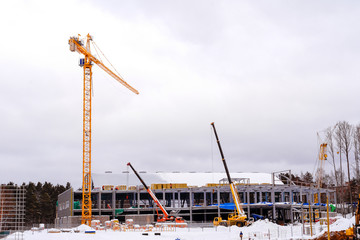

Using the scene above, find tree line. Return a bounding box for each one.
[324,121,360,206]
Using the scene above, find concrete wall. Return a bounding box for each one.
[57,188,73,218]
[55,215,110,228]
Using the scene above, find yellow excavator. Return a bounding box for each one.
[346,194,360,239]
[211,122,249,227]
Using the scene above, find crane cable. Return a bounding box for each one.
[92,41,125,80]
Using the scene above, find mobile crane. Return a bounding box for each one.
[211,122,249,227]
[127,162,186,225]
[346,194,360,239]
[69,34,139,224]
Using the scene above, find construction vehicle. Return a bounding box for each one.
[127,162,186,224]
[210,122,249,227]
[346,194,360,239]
[68,34,139,224]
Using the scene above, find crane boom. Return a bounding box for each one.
[211,122,246,217]
[127,163,170,219]
[69,35,139,95]
[68,34,139,225]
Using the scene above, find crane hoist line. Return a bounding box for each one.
[68,34,139,225]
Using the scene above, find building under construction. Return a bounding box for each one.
[56,170,336,227]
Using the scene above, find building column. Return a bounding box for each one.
[172,191,176,208]
[204,190,207,206]
[211,189,214,205]
[247,189,250,219]
[271,188,276,220]
[163,189,166,207]
[178,191,181,208]
[217,187,220,217]
[112,190,116,217]
[190,188,193,223]
[99,192,101,215]
[137,186,140,215]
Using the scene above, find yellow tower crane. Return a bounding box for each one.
[68,34,139,224]
[313,141,327,220]
[316,143,328,189]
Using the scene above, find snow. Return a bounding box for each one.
[6,216,355,240]
[76,224,93,232]
[330,216,355,231]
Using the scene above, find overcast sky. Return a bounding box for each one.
[1,0,359,188]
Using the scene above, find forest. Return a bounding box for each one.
[2,182,71,225]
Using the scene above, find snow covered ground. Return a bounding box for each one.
[5,216,355,240]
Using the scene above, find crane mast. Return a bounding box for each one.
[69,34,138,224]
[314,142,327,207]
[317,143,328,189]
[82,36,92,225]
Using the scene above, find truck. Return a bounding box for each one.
[211,122,250,227]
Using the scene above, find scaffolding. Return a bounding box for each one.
[0,184,25,239]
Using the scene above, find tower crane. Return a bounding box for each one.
[316,143,328,189]
[68,34,139,225]
[314,142,328,204]
[211,122,249,227]
[313,140,327,221]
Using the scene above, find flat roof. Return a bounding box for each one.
[92,172,283,187]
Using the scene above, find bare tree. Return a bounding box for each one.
[354,125,360,179]
[335,121,353,205]
[353,124,360,195]
[334,122,344,212]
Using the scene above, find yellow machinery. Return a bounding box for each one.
[211,122,248,227]
[68,34,139,224]
[346,194,360,239]
[314,142,327,219]
[315,142,328,198]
